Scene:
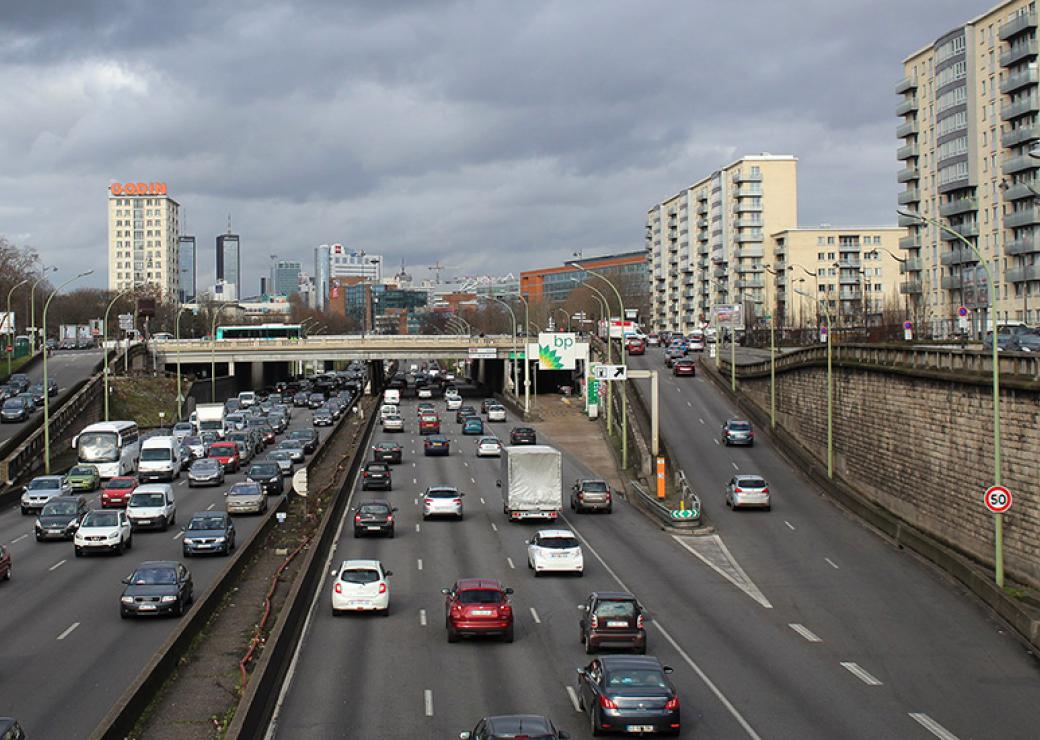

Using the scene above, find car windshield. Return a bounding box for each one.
[539,536,580,549]
[269,451,290,460]
[193,459,219,470]
[189,516,226,531]
[28,478,61,490]
[130,492,166,507]
[174,423,193,432]
[41,501,77,516]
[77,431,119,463]
[595,600,637,618]
[359,504,390,515]
[229,483,261,496]
[376,443,397,450]
[341,569,381,584]
[582,481,608,492]
[69,466,94,477]
[605,669,668,689]
[427,436,446,443]
[83,511,118,527]
[2,399,22,409]
[426,488,459,499]
[249,464,279,477]
[458,589,503,604]
[479,438,499,446]
[129,567,178,586]
[737,478,766,489]
[421,416,438,423]
[729,422,751,431]
[141,448,171,461]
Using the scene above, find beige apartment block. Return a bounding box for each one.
[898,0,1040,337]
[107,181,181,298]
[770,227,908,329]
[646,154,797,334]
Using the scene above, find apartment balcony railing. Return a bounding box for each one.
[896,96,918,116]
[939,195,977,217]
[896,120,918,138]
[900,280,922,295]
[1001,95,1040,121]
[897,189,920,205]
[1002,67,1040,95]
[1000,38,1038,68]
[1004,206,1040,228]
[1001,124,1040,148]
[895,75,918,94]
[1005,235,1040,256]
[1000,12,1037,41]
[897,166,919,183]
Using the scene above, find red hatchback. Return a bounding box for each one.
[442,578,514,643]
[101,476,138,508]
[673,359,696,376]
[208,441,241,472]
[419,414,441,435]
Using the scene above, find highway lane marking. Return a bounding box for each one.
[173,531,184,540]
[207,503,215,510]
[840,662,883,686]
[49,559,66,571]
[565,686,581,712]
[463,461,469,467]
[788,623,822,643]
[413,478,418,485]
[480,497,486,504]
[731,462,739,470]
[417,558,423,571]
[420,609,427,626]
[415,523,421,532]
[671,535,772,609]
[909,713,959,740]
[713,439,720,445]
[687,401,693,407]
[10,534,27,544]
[424,689,434,717]
[470,477,476,484]
[412,462,416,468]
[675,387,681,393]
[784,521,796,531]
[56,622,80,641]
[529,607,541,624]
[177,480,187,486]
[825,557,840,569]
[565,518,763,739]
[506,557,515,569]
[490,522,498,532]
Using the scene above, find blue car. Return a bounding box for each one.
[462,417,484,435]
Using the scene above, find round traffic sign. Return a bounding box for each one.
[958,305,969,318]
[820,326,828,334]
[984,485,1012,514]
[903,321,913,330]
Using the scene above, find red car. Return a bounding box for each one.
[419,414,441,435]
[0,544,10,581]
[442,578,514,643]
[207,441,241,472]
[626,338,646,355]
[101,476,138,508]
[673,359,696,376]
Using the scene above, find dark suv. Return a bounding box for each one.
[353,500,396,538]
[510,427,537,445]
[289,428,319,454]
[570,479,612,514]
[245,462,284,495]
[460,715,570,740]
[361,462,392,491]
[578,591,649,654]
[372,441,403,464]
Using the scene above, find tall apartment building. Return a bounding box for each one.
[177,235,196,303]
[107,181,180,297]
[899,0,1040,336]
[216,232,241,296]
[770,227,907,328]
[646,155,797,334]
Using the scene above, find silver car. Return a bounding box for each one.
[277,440,306,463]
[267,450,295,474]
[475,436,502,457]
[486,405,507,422]
[725,475,771,511]
[21,475,72,515]
[188,458,225,487]
[225,481,268,515]
[382,414,404,432]
[422,486,464,520]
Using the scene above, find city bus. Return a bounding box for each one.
[72,421,141,478]
[215,324,303,340]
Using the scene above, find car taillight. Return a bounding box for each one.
[590,615,599,629]
[637,614,645,629]
[734,487,743,493]
[664,696,679,711]
[363,471,369,477]
[386,514,394,522]
[762,488,769,494]
[599,695,619,710]
[334,582,342,594]
[378,583,387,594]
[354,514,361,523]
[452,498,462,505]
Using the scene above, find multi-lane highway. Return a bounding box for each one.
[0,389,331,739]
[269,361,1040,739]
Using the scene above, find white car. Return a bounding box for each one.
[422,486,464,520]
[417,387,434,399]
[379,404,398,422]
[74,509,133,556]
[486,404,507,422]
[476,436,502,457]
[332,559,392,615]
[445,396,462,411]
[382,415,404,432]
[526,529,584,576]
[126,484,177,531]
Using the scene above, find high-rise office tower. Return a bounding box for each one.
[178,235,196,303]
[216,232,241,296]
[315,244,331,310]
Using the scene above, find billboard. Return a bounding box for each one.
[538,332,578,370]
[712,304,745,329]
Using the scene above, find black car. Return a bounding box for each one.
[120,561,194,618]
[460,715,571,740]
[289,428,319,454]
[576,655,680,735]
[510,427,537,445]
[372,441,403,464]
[28,384,46,407]
[362,462,392,491]
[182,511,236,556]
[0,397,30,423]
[246,461,284,495]
[34,495,89,541]
[456,406,478,424]
[8,373,30,393]
[579,591,648,654]
[353,500,396,538]
[293,392,310,407]
[307,392,325,409]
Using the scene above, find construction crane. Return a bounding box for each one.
[426,260,461,284]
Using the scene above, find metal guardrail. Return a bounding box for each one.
[629,479,702,528]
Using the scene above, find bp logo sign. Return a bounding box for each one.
[538,333,577,370]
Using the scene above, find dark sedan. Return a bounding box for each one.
[120,561,194,618]
[353,500,396,538]
[0,397,30,423]
[510,427,537,445]
[456,406,478,424]
[246,461,284,495]
[576,655,680,735]
[361,462,392,491]
[34,495,89,541]
[424,434,450,457]
[182,512,236,556]
[188,458,225,487]
[672,359,696,376]
[460,715,570,740]
[372,441,403,464]
[289,429,319,454]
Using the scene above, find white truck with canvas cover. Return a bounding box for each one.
[499,445,563,521]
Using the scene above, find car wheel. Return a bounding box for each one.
[188,481,194,488]
[3,566,10,580]
[381,605,390,617]
[579,627,585,645]
[173,598,183,617]
[447,626,459,643]
[387,526,395,539]
[20,507,28,516]
[353,528,362,538]
[160,516,169,532]
[35,534,43,542]
[170,512,176,527]
[502,625,514,643]
[183,548,191,558]
[116,540,124,555]
[74,547,82,557]
[120,608,130,619]
[605,506,612,514]
[127,534,133,549]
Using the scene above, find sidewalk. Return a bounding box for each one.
[531,395,625,492]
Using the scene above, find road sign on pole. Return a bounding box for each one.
[592,364,627,381]
[903,320,913,341]
[984,485,1012,514]
[819,325,828,344]
[293,468,309,498]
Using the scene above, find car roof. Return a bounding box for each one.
[135,560,180,569]
[340,559,381,570]
[726,418,749,424]
[426,434,447,441]
[33,475,65,482]
[734,474,766,482]
[599,655,664,670]
[426,485,458,492]
[455,577,504,590]
[486,714,553,733]
[478,436,499,443]
[535,529,576,538]
[190,510,227,519]
[375,441,400,447]
[45,495,84,504]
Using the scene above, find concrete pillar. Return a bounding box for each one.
[368,360,385,394]
[250,362,264,390]
[228,361,236,377]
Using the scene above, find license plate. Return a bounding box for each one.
[472,609,494,616]
[367,526,382,531]
[137,520,151,525]
[627,726,654,733]
[138,604,157,611]
[349,600,369,607]
[49,529,63,534]
[607,620,628,627]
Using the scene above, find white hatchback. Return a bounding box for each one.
[445,396,462,411]
[527,529,584,576]
[74,509,133,556]
[332,559,392,615]
[422,486,464,519]
[382,415,404,432]
[379,404,398,423]
[486,405,507,422]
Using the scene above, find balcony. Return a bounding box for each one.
[1000,39,1039,67]
[939,195,977,217]
[713,267,728,278]
[1003,67,1040,95]
[1007,264,1040,282]
[839,272,861,284]
[735,218,763,228]
[898,235,920,250]
[733,186,763,198]
[697,218,708,228]
[949,222,980,238]
[897,212,921,227]
[731,171,762,183]
[736,245,765,259]
[896,120,918,138]
[1000,12,1037,40]
[1001,95,1040,120]
[896,96,918,116]
[900,281,923,295]
[899,258,923,273]
[896,143,919,160]
[940,247,976,265]
[897,166,919,183]
[1002,124,1040,148]
[697,204,708,216]
[897,188,920,205]
[736,232,764,243]
[940,275,961,290]
[1003,152,1040,174]
[1004,206,1040,228]
[1006,235,1040,256]
[735,201,763,212]
[839,290,862,301]
[836,258,862,269]
[1001,182,1038,201]
[735,263,765,273]
[735,279,765,290]
[895,75,918,94]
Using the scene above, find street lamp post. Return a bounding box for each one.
[761,266,780,430]
[5,278,30,377]
[43,270,93,473]
[513,294,531,415]
[480,296,519,400]
[173,305,192,419]
[30,266,57,354]
[794,285,833,479]
[570,278,612,426]
[103,289,134,421]
[210,303,238,402]
[867,247,910,333]
[899,207,1004,586]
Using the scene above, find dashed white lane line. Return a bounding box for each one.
[908,713,959,740]
[173,530,184,540]
[714,439,720,445]
[841,662,883,686]
[56,622,80,641]
[480,497,486,505]
[414,497,419,505]
[529,607,541,624]
[565,686,581,712]
[424,689,434,717]
[49,559,66,572]
[506,557,515,569]
[470,477,476,484]
[731,461,739,470]
[415,523,421,532]
[675,387,681,393]
[412,462,416,468]
[419,609,427,627]
[687,401,693,407]
[490,522,498,532]
[206,503,215,511]
[413,478,418,485]
[463,461,469,467]
[177,480,187,486]
[699,417,704,424]
[784,521,796,531]
[417,558,423,571]
[825,557,840,569]
[10,534,27,544]
[788,623,822,643]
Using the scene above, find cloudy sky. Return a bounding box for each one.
[0,0,986,292]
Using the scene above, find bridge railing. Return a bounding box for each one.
[153,334,516,352]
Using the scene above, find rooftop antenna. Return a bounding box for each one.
[227,213,232,234]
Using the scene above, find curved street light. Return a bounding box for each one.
[6,278,30,377]
[479,296,519,399]
[102,288,135,421]
[569,277,613,424]
[793,284,833,482]
[173,305,194,419]
[30,266,58,354]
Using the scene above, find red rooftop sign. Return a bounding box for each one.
[110,182,167,196]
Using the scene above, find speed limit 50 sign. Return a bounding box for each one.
[984,485,1012,514]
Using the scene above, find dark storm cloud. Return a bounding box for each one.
[0,0,986,290]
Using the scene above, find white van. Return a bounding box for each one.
[383,389,401,405]
[126,483,177,531]
[138,436,183,483]
[380,404,399,422]
[238,391,257,408]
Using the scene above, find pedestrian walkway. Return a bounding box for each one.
[532,395,625,492]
